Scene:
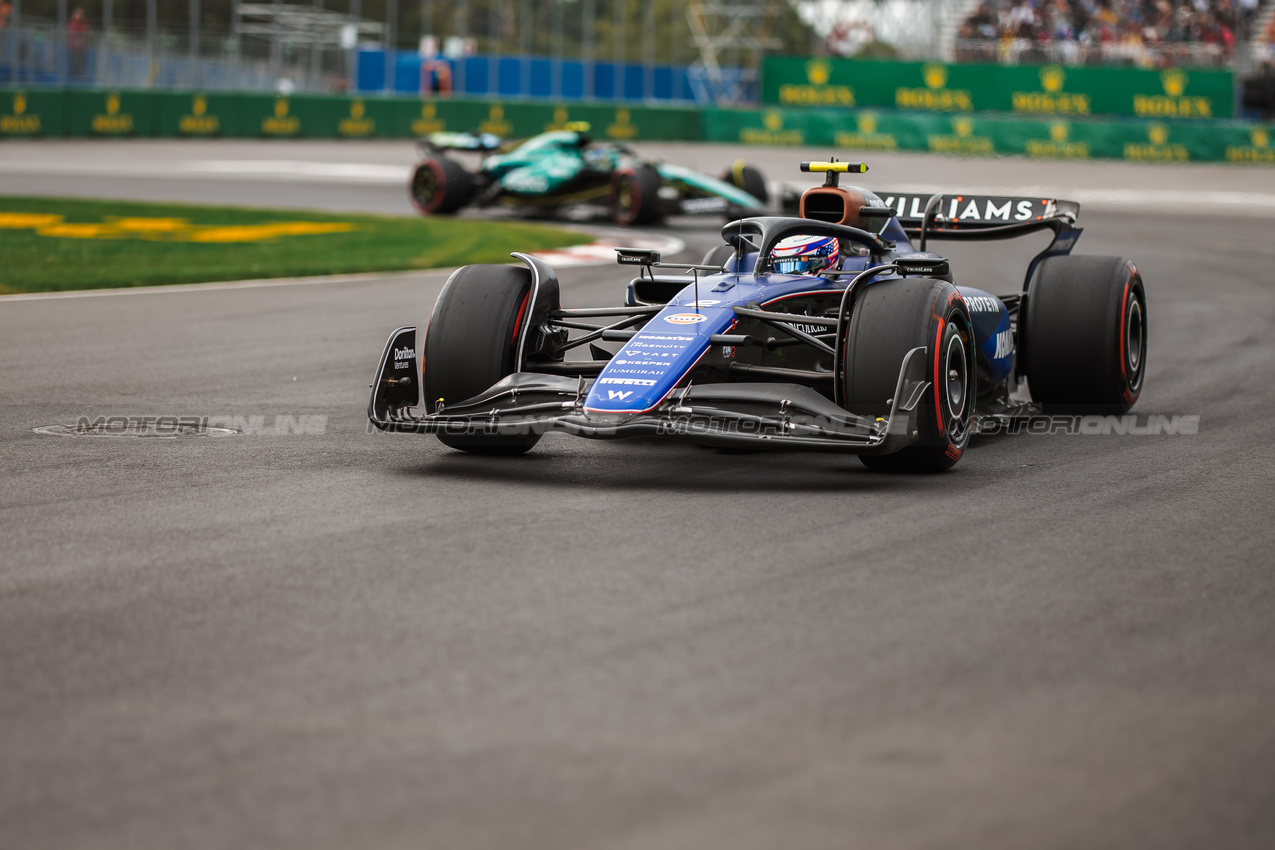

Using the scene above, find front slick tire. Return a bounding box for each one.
[423,264,541,455]
[843,278,976,473]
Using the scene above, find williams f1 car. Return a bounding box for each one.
[409,123,771,226]
[373,159,1147,471]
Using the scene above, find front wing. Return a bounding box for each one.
[369,327,931,454]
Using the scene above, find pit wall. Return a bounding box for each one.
[1,89,1271,165]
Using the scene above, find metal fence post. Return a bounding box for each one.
[643,0,653,100]
[520,0,531,98]
[583,0,594,100]
[147,0,157,88]
[385,0,398,93]
[191,0,200,89]
[615,0,624,100]
[57,0,67,87]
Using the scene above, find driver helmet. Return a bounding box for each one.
[770,234,839,276]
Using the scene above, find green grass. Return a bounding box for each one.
[0,197,594,294]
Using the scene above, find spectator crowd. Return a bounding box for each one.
[957,0,1264,66]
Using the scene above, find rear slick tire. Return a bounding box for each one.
[422,264,541,455]
[410,157,474,215]
[1021,255,1147,413]
[842,278,976,473]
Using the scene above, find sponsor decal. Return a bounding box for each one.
[633,334,694,342]
[614,359,674,366]
[179,95,220,136]
[1025,121,1090,160]
[1,91,41,135]
[741,111,804,146]
[927,117,994,155]
[598,377,657,386]
[681,197,729,214]
[663,313,708,325]
[393,346,416,369]
[1226,127,1274,165]
[880,194,1042,223]
[411,102,446,135]
[262,98,300,136]
[1133,70,1212,119]
[895,64,974,112]
[92,93,135,135]
[777,58,856,107]
[963,295,1002,313]
[339,100,375,137]
[480,104,511,136]
[682,299,720,307]
[992,329,1013,359]
[606,390,634,400]
[1011,66,1092,115]
[607,108,638,140]
[1124,123,1188,162]
[834,110,898,151]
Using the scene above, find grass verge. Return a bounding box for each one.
[0,196,594,294]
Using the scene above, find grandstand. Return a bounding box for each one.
[956,0,1266,67]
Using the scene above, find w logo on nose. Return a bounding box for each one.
[607,390,634,401]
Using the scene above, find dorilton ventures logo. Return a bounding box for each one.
[927,116,993,155]
[1226,126,1274,164]
[895,63,973,112]
[411,103,445,135]
[1133,69,1212,118]
[480,104,511,136]
[834,110,898,151]
[339,99,375,137]
[1,91,41,135]
[777,57,855,107]
[1124,123,1188,162]
[741,111,804,146]
[179,95,220,135]
[1012,65,1092,115]
[92,93,134,135]
[262,97,300,136]
[1025,120,1090,159]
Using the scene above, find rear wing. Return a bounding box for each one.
[873,191,1083,292]
[875,191,1080,239]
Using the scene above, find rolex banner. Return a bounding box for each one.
[762,57,1234,121]
[703,107,1274,165]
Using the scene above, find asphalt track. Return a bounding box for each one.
[2,141,1274,850]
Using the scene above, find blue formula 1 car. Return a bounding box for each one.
[409,123,770,226]
[372,159,1147,471]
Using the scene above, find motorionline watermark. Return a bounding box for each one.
[975,414,1200,436]
[61,414,329,436]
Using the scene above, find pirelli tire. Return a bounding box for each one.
[722,161,769,204]
[610,164,662,226]
[843,278,976,473]
[410,156,475,215]
[1021,255,1146,413]
[422,264,541,455]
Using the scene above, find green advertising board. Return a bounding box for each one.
[0,89,64,136]
[66,89,154,137]
[238,94,314,138]
[155,92,241,137]
[762,57,1234,120]
[704,105,1274,165]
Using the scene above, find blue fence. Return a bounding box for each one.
[356,49,753,104]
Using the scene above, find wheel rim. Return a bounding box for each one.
[944,331,968,421]
[1126,296,1144,378]
[414,165,439,208]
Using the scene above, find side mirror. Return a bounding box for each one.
[897,257,950,277]
[616,248,661,266]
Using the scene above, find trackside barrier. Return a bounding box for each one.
[1,89,1270,164]
[762,57,1236,121]
[0,91,703,143]
[704,107,1275,165]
